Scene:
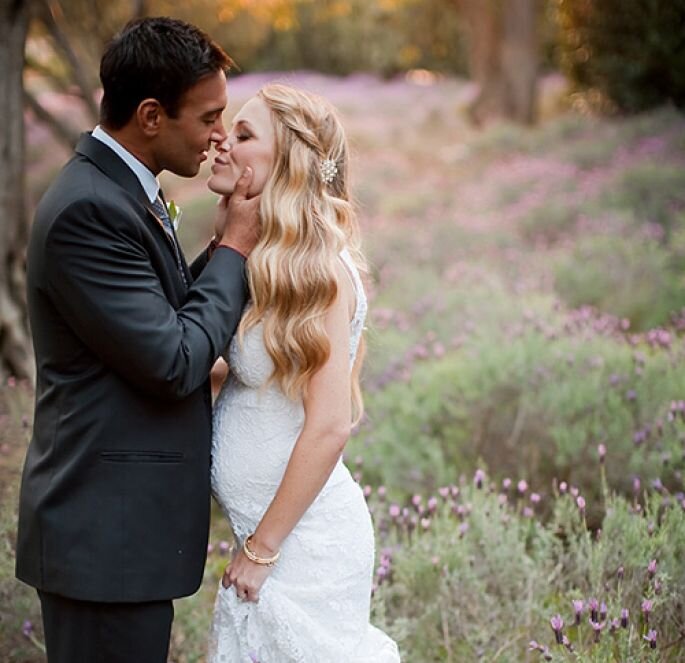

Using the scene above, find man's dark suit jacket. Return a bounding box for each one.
[16,133,247,603]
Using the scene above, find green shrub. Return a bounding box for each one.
[554,0,685,112]
[554,233,685,329]
[353,304,685,510]
[600,163,685,237]
[372,477,685,662]
[0,385,44,663]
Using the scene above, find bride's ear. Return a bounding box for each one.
[137,99,162,137]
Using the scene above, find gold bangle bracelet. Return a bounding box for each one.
[243,534,280,567]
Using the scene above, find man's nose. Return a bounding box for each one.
[215,137,231,153]
[210,121,228,146]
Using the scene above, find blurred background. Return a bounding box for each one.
[2,1,685,661]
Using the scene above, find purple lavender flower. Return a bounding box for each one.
[617,565,624,580]
[458,522,469,537]
[647,559,657,578]
[576,495,586,514]
[643,629,657,649]
[597,443,607,463]
[474,468,486,489]
[389,503,401,519]
[572,599,584,625]
[588,597,599,622]
[427,497,438,514]
[550,614,564,644]
[218,541,230,555]
[589,619,605,643]
[530,492,541,504]
[641,599,653,623]
[502,477,512,490]
[22,620,33,638]
[621,607,629,628]
[517,479,528,494]
[559,481,568,494]
[599,601,607,621]
[377,485,386,500]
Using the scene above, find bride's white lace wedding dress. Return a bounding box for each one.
[208,249,400,663]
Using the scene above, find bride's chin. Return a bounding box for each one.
[206,175,234,196]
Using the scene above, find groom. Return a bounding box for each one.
[15,17,258,663]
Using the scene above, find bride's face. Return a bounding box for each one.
[207,95,275,198]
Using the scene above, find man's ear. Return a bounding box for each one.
[137,98,163,137]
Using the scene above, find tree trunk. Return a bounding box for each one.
[458,0,538,125]
[0,0,33,381]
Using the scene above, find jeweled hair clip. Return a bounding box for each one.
[320,158,338,184]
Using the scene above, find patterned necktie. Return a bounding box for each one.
[151,196,188,287]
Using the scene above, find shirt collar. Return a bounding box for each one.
[91,125,160,203]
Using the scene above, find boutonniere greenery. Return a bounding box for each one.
[167,200,183,231]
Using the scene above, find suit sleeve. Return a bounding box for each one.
[189,245,210,280]
[44,199,247,400]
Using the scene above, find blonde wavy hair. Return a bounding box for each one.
[238,83,366,424]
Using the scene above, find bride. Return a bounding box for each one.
[205,83,400,662]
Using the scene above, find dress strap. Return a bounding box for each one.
[338,248,368,368]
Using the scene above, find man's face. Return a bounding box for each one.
[156,70,228,177]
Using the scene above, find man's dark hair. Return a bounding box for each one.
[99,17,235,129]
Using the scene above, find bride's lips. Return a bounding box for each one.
[211,157,230,172]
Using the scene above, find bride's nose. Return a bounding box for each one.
[216,137,232,153]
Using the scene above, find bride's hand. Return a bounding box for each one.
[222,549,273,602]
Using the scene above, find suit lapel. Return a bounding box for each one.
[75,133,190,291]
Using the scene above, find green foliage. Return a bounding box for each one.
[601,162,685,237]
[354,303,685,511]
[554,0,685,112]
[372,479,685,662]
[166,0,468,77]
[554,233,685,330]
[0,385,44,663]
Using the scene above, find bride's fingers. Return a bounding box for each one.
[222,564,233,589]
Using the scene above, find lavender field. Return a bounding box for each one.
[3,72,685,662]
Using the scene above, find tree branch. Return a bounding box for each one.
[36,0,99,122]
[24,88,80,149]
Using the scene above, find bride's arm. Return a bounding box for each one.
[222,263,355,601]
[210,357,229,400]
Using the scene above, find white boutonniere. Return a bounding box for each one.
[167,200,183,231]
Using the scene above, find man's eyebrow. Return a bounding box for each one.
[202,107,225,117]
